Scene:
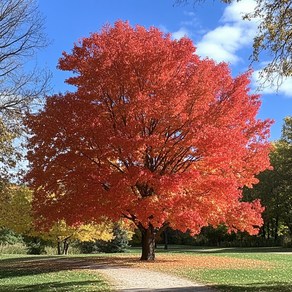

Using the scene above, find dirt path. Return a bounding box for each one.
[90,265,216,292]
[61,252,272,291]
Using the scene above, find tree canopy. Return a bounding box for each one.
[26,21,272,260]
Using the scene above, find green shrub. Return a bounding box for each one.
[80,223,130,253]
[78,241,97,254]
[23,236,47,255]
[282,236,292,248]
[0,228,23,245]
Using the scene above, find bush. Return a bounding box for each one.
[80,223,130,254]
[0,228,23,245]
[78,241,97,254]
[282,236,292,248]
[97,223,129,253]
[23,236,47,255]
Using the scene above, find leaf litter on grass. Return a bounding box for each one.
[134,254,274,271]
[85,253,274,272]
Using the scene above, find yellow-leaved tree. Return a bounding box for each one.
[0,185,115,254]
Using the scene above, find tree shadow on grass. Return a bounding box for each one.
[116,287,212,291]
[0,256,114,291]
[0,280,105,292]
[0,255,174,278]
[0,256,88,279]
[214,282,292,292]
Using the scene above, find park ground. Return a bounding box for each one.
[0,246,292,291]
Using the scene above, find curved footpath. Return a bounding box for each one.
[93,266,216,292]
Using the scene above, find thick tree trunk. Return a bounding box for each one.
[139,224,156,261]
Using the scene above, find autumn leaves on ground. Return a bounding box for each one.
[1,247,292,292]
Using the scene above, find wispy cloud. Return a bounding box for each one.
[196,0,258,64]
[160,8,202,40]
[252,70,292,98]
[172,27,190,40]
[183,11,195,17]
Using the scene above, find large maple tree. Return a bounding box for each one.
[26,21,272,260]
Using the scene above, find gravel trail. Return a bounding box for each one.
[95,266,216,292]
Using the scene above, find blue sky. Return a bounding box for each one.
[36,0,291,141]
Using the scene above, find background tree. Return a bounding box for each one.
[42,220,114,255]
[0,185,114,254]
[176,0,292,84]
[0,121,17,183]
[26,21,272,261]
[0,0,48,181]
[0,0,47,117]
[95,222,132,253]
[279,117,292,233]
[0,185,32,234]
[244,117,292,240]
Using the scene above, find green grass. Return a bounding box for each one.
[0,255,111,291]
[153,246,292,292]
[1,246,292,291]
[210,253,292,291]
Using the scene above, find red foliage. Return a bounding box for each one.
[26,21,272,235]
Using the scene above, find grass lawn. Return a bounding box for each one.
[146,246,292,291]
[1,246,292,291]
[0,254,111,291]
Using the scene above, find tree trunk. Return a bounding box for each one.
[288,224,292,236]
[274,216,279,241]
[262,223,266,238]
[63,239,69,255]
[139,224,156,261]
[57,239,62,255]
[164,228,168,250]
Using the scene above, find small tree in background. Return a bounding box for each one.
[0,185,114,254]
[95,222,131,253]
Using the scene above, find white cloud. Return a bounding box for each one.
[172,28,190,40]
[196,37,240,64]
[222,0,257,22]
[252,70,292,97]
[196,0,258,64]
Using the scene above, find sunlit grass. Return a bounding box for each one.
[1,246,292,291]
[151,246,292,291]
[0,255,111,292]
